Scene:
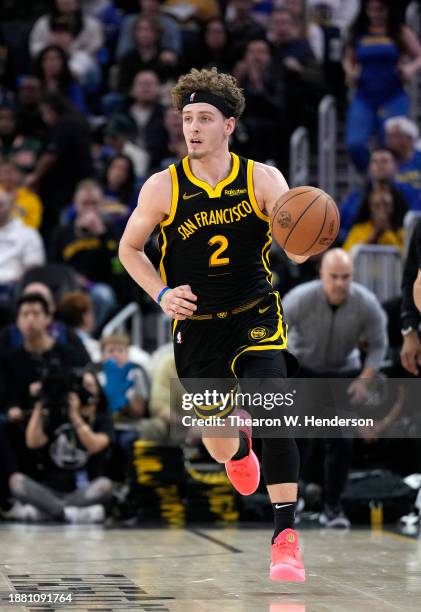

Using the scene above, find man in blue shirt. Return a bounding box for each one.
[340,147,421,242]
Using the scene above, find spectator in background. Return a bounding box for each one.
[385,116,421,190]
[283,249,388,527]
[344,0,421,172]
[339,147,421,241]
[49,179,120,330]
[225,0,266,61]
[0,282,91,367]
[102,154,138,210]
[234,39,287,164]
[103,114,149,179]
[9,367,113,524]
[26,94,94,238]
[129,70,168,169]
[343,184,408,252]
[117,15,178,93]
[15,77,44,142]
[0,160,43,229]
[29,0,104,77]
[116,0,182,59]
[56,290,99,361]
[0,106,42,173]
[1,293,82,418]
[0,191,45,311]
[151,105,187,170]
[194,18,234,73]
[32,45,87,114]
[267,8,324,132]
[281,0,324,62]
[98,334,149,421]
[400,218,421,375]
[57,290,152,371]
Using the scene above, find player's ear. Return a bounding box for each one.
[225,117,235,137]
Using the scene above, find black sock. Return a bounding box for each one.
[272,501,296,543]
[231,431,249,461]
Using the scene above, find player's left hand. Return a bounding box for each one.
[160,284,198,320]
[347,378,368,406]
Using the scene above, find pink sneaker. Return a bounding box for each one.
[225,409,260,496]
[270,529,306,582]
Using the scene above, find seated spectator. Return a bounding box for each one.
[1,293,83,417]
[340,147,421,241]
[56,290,151,371]
[193,18,234,73]
[0,282,91,367]
[151,106,187,170]
[26,94,94,238]
[234,39,287,164]
[82,0,123,49]
[344,0,421,172]
[8,367,113,523]
[225,0,266,61]
[279,0,324,63]
[116,0,182,59]
[32,45,87,114]
[0,105,42,173]
[0,160,43,229]
[343,184,408,252]
[102,114,149,179]
[0,191,45,312]
[129,70,168,168]
[102,154,138,214]
[49,179,121,330]
[267,8,324,131]
[29,0,104,86]
[385,116,421,190]
[117,15,179,94]
[98,334,149,421]
[15,77,45,142]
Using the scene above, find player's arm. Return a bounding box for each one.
[119,170,197,319]
[414,269,421,313]
[253,162,309,263]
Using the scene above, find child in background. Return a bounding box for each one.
[98,334,150,423]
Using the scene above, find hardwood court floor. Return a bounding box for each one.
[0,524,420,611]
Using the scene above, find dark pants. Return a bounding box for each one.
[297,366,357,507]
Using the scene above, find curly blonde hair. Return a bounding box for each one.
[171,67,245,119]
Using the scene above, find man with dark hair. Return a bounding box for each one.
[340,147,421,242]
[25,93,94,237]
[0,293,81,419]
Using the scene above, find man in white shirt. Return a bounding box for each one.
[0,190,45,298]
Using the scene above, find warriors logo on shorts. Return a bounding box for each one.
[249,326,268,341]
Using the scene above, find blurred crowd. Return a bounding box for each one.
[1,0,421,527]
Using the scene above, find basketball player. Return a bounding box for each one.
[119,68,308,582]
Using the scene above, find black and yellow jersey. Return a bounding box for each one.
[158,152,273,314]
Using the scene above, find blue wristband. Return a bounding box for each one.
[157,286,171,304]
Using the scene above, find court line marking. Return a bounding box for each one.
[382,529,420,543]
[316,574,405,610]
[188,529,242,553]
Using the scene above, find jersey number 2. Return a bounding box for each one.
[208,235,230,267]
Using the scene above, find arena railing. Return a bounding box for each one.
[289,126,309,187]
[350,244,402,303]
[101,301,142,346]
[318,95,337,199]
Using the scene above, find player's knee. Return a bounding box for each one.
[203,438,238,463]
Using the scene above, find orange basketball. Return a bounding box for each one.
[271,186,340,256]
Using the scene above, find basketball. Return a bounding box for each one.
[271,186,340,256]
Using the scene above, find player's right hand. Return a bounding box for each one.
[160,284,198,320]
[400,331,421,376]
